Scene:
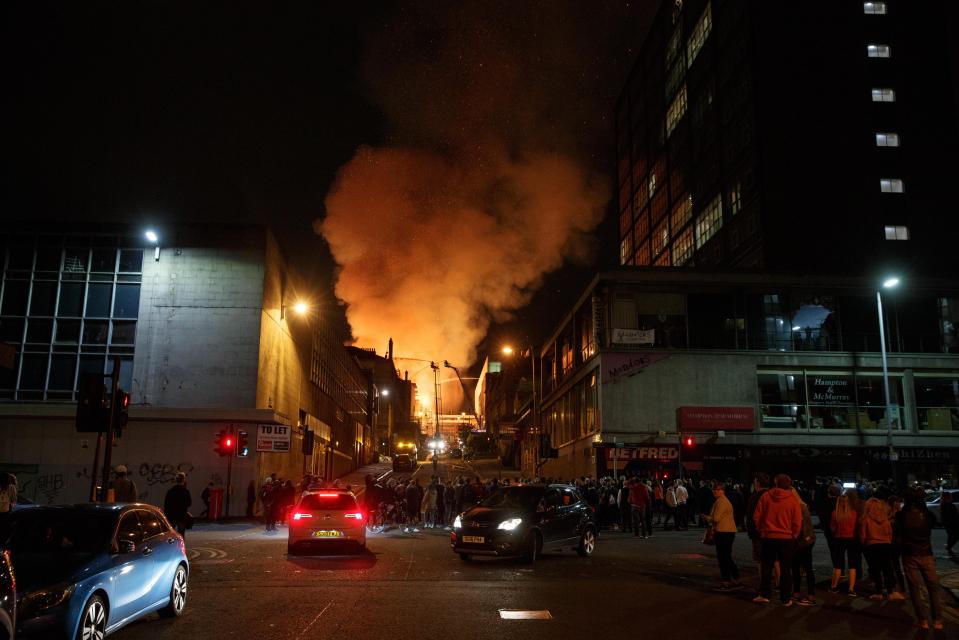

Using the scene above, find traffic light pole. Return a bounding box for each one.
[225,425,234,518]
[99,356,121,501]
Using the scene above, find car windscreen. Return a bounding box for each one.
[298,494,358,511]
[0,509,115,555]
[480,487,545,510]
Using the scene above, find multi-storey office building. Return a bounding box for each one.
[528,269,959,483]
[615,0,959,275]
[0,224,371,510]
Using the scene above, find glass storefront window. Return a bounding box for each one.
[854,375,903,430]
[807,373,855,429]
[758,373,806,428]
[915,377,959,431]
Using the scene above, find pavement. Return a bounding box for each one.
[118,461,959,640]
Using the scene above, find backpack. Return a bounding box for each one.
[797,504,816,550]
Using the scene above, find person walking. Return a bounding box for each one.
[674,480,689,531]
[790,489,817,606]
[860,497,899,601]
[752,474,802,606]
[706,482,740,591]
[163,472,193,539]
[829,493,861,596]
[663,481,677,530]
[110,465,139,503]
[618,477,633,533]
[628,477,651,538]
[942,491,958,555]
[405,479,423,530]
[260,477,276,532]
[444,481,456,528]
[896,487,944,631]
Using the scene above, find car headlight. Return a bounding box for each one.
[497,518,523,531]
[25,583,76,613]
[453,515,462,529]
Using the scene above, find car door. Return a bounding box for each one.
[559,489,585,543]
[109,511,154,622]
[537,489,565,546]
[135,509,178,608]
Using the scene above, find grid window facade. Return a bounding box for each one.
[871,88,896,102]
[875,132,900,147]
[728,181,743,215]
[695,195,723,249]
[867,44,891,58]
[672,227,694,266]
[880,178,904,193]
[0,235,142,401]
[666,84,687,138]
[670,195,692,233]
[652,220,669,258]
[686,2,712,67]
[884,225,909,240]
[863,2,887,15]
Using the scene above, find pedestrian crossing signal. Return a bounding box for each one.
[237,430,249,457]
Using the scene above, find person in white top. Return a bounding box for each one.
[674,480,689,530]
[706,481,741,591]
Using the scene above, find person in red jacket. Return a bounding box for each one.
[628,477,651,538]
[752,474,803,605]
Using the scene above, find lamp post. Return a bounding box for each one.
[502,345,537,469]
[877,277,900,478]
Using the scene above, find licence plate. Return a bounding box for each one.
[313,530,344,538]
[462,535,484,544]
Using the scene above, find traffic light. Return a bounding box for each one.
[76,373,107,433]
[214,429,235,457]
[114,389,130,436]
[237,430,249,457]
[683,435,695,447]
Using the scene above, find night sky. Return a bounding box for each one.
[3,1,657,370]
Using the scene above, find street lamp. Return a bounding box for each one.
[145,229,160,261]
[877,276,900,471]
[281,301,310,319]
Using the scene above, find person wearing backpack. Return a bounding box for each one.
[791,488,817,606]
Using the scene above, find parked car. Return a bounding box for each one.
[288,490,365,555]
[392,454,416,472]
[0,504,188,639]
[926,489,958,525]
[0,549,15,640]
[451,484,597,563]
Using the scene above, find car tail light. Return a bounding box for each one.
[344,512,364,521]
[292,512,313,521]
[318,493,339,497]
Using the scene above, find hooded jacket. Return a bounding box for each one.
[753,488,802,540]
[859,502,893,546]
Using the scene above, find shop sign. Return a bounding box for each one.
[257,424,292,452]
[602,352,669,383]
[606,447,679,462]
[676,406,755,431]
[612,328,655,345]
[809,376,853,404]
[866,448,959,462]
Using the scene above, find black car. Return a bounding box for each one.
[392,454,416,472]
[450,484,597,562]
[0,549,14,640]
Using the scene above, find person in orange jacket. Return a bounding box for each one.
[752,474,802,606]
[830,493,861,596]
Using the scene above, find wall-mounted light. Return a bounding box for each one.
[145,229,160,261]
[281,301,310,319]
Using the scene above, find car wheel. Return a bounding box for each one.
[76,594,107,640]
[522,532,541,564]
[577,527,596,557]
[459,553,472,562]
[159,564,188,618]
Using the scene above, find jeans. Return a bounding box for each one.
[715,532,739,582]
[902,555,942,622]
[792,545,815,597]
[675,504,687,530]
[760,538,796,603]
[631,506,650,536]
[621,504,633,531]
[863,543,895,594]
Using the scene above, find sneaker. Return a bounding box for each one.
[828,586,839,594]
[847,590,857,598]
[783,600,794,608]
[752,596,770,604]
[796,597,816,607]
[887,591,907,601]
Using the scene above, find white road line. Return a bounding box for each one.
[294,601,334,640]
[499,610,552,620]
[404,551,414,580]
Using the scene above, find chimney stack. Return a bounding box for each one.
[388,337,394,361]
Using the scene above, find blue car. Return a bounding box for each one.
[0,503,188,639]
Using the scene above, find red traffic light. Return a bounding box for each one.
[225,438,233,448]
[684,436,695,446]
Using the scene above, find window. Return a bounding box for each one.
[879,178,904,193]
[884,225,909,240]
[672,227,694,266]
[652,219,669,258]
[666,84,687,137]
[728,181,743,215]
[867,44,891,58]
[871,88,895,102]
[695,194,723,249]
[914,377,959,431]
[875,132,900,147]
[863,2,887,15]
[670,195,692,232]
[620,236,632,266]
[686,3,712,67]
[758,372,807,429]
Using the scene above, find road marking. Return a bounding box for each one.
[188,547,227,561]
[295,601,333,640]
[404,551,414,580]
[499,610,552,620]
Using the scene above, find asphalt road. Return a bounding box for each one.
[106,459,959,640]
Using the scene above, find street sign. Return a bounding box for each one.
[256,424,291,452]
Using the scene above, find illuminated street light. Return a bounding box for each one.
[883,277,900,289]
[293,301,309,315]
[502,345,514,355]
[876,275,902,476]
[145,229,160,261]
[381,389,390,397]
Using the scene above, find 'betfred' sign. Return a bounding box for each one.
[606,447,678,462]
[676,406,755,431]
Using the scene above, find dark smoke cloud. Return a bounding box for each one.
[319,0,652,372]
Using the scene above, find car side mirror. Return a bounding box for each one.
[116,539,136,555]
